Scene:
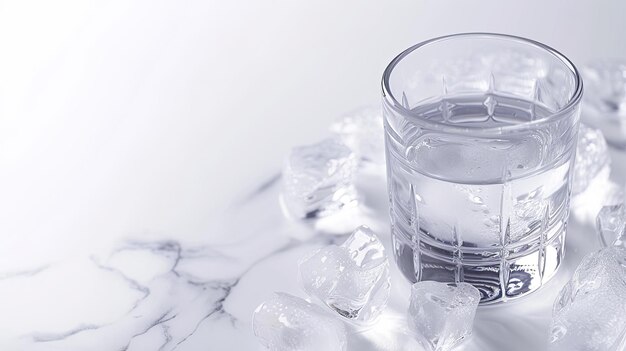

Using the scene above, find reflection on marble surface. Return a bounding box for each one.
[1,154,624,350]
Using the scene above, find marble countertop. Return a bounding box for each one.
[2,151,625,350]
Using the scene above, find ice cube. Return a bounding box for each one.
[407,281,480,351]
[549,247,626,351]
[330,106,385,164]
[597,203,626,248]
[570,176,624,224]
[581,60,626,147]
[572,124,611,196]
[281,138,359,220]
[252,292,347,351]
[298,225,390,323]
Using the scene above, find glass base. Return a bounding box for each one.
[392,229,566,304]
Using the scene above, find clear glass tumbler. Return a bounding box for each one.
[382,33,583,303]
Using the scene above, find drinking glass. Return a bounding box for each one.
[382,33,583,303]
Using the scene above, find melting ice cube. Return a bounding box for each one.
[252,292,347,351]
[298,225,391,323]
[572,124,611,196]
[281,138,358,220]
[330,106,385,164]
[407,281,480,351]
[581,60,626,148]
[549,247,626,351]
[570,124,621,224]
[597,203,626,248]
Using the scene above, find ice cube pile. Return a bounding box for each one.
[330,106,385,164]
[572,124,611,196]
[252,226,391,350]
[407,281,480,351]
[581,60,626,148]
[281,138,358,219]
[253,225,484,351]
[549,246,626,351]
[298,225,391,323]
[253,293,348,351]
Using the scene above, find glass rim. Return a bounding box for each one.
[381,32,583,134]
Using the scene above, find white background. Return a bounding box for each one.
[1,0,626,263]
